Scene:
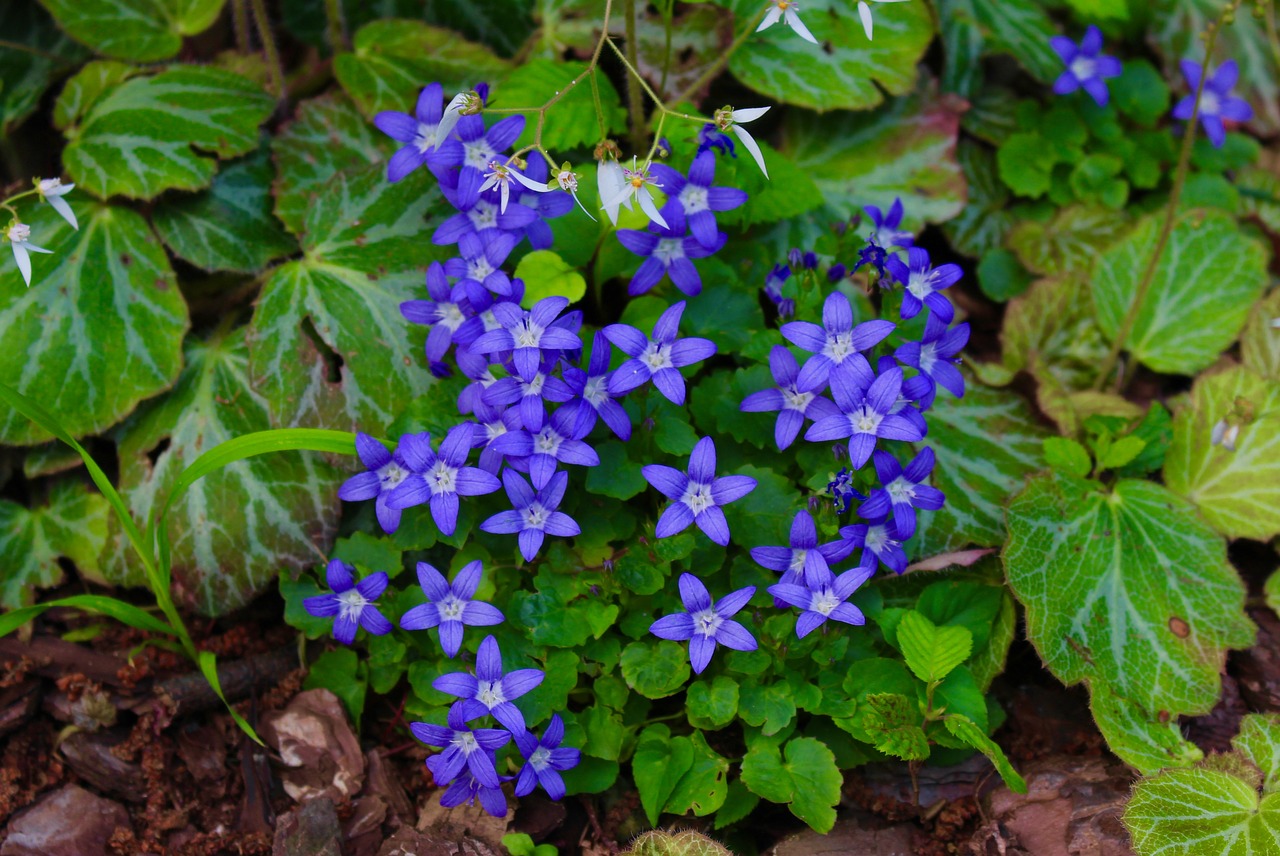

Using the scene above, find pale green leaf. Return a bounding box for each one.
[153,144,297,274]
[37,0,226,62]
[1043,437,1092,478]
[0,203,188,446]
[1093,209,1269,375]
[944,715,1027,793]
[1100,436,1146,471]
[1007,206,1129,278]
[0,3,88,134]
[1125,768,1280,856]
[53,60,139,132]
[1164,366,1280,541]
[1241,289,1280,382]
[491,59,624,152]
[897,611,972,683]
[1235,714,1280,794]
[620,640,691,699]
[516,250,587,307]
[1089,683,1202,774]
[944,0,1060,82]
[62,65,273,200]
[0,481,109,608]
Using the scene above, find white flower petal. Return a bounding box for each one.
[437,94,468,142]
[636,188,668,230]
[570,189,597,221]
[731,125,769,179]
[11,242,31,287]
[510,169,551,193]
[858,1,874,38]
[756,6,783,31]
[48,195,78,230]
[784,7,819,44]
[731,106,771,124]
[498,178,511,214]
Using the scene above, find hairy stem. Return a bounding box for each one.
[249,0,287,106]
[232,0,251,54]
[623,0,646,151]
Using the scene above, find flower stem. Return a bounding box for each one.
[324,0,350,53]
[232,0,251,54]
[623,0,646,151]
[249,0,287,107]
[672,7,768,106]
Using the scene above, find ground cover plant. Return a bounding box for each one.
[0,0,1278,852]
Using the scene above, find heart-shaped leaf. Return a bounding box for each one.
[37,0,226,62]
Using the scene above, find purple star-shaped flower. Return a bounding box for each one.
[433,635,544,734]
[445,231,519,301]
[841,517,908,575]
[514,714,580,800]
[885,247,960,323]
[400,262,470,363]
[433,193,540,248]
[440,769,511,817]
[468,400,529,473]
[650,573,757,674]
[455,344,500,415]
[1050,26,1123,107]
[864,198,913,250]
[649,151,747,249]
[781,292,895,393]
[521,407,599,489]
[337,432,424,534]
[480,470,580,561]
[616,222,726,297]
[561,330,632,441]
[400,560,504,657]
[696,123,736,157]
[482,358,574,432]
[750,509,857,592]
[1173,59,1254,148]
[894,315,969,410]
[605,301,716,406]
[373,83,465,183]
[411,704,510,788]
[453,114,526,209]
[857,449,945,540]
[642,436,756,546]
[385,425,501,535]
[768,566,874,638]
[805,360,926,469]
[739,345,843,450]
[471,296,582,382]
[302,559,393,645]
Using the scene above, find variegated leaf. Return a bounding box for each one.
[0,481,109,609]
[1125,768,1280,855]
[37,0,226,62]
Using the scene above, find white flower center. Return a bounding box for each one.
[429,461,457,494]
[438,303,465,331]
[484,420,507,442]
[692,608,722,638]
[886,477,916,505]
[451,730,479,754]
[681,481,715,515]
[865,524,896,554]
[535,426,563,455]
[653,238,685,266]
[529,746,552,770]
[788,549,808,573]
[919,342,938,374]
[378,461,409,490]
[1200,91,1221,116]
[514,320,543,349]
[522,502,550,530]
[907,270,936,299]
[852,405,883,435]
[38,178,62,195]
[643,342,673,371]
[476,679,506,708]
[584,376,609,407]
[522,374,546,396]
[337,589,368,622]
[679,185,710,215]
[467,200,499,231]
[439,593,465,621]
[414,122,440,154]
[464,139,497,170]
[467,256,495,282]
[557,171,578,192]
[823,331,853,363]
[1069,57,1096,81]
[809,587,841,617]
[6,223,31,243]
[783,386,813,413]
[480,309,500,332]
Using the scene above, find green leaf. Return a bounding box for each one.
[53,60,138,132]
[0,482,109,608]
[562,755,619,795]
[37,0,226,62]
[1241,289,1280,382]
[665,731,730,817]
[585,440,648,500]
[1089,682,1201,774]
[1007,206,1128,277]
[1112,60,1170,127]
[0,593,174,639]
[944,142,1016,259]
[197,650,259,741]
[1094,209,1269,375]
[1240,168,1280,239]
[1235,714,1280,794]
[897,611,972,683]
[944,715,1027,793]
[740,736,842,833]
[729,0,932,111]
[520,649,580,726]
[1099,435,1146,471]
[1043,437,1092,478]
[0,203,188,446]
[105,327,341,616]
[714,780,760,830]
[915,579,1004,652]
[968,589,1016,691]
[633,725,695,826]
[304,647,367,729]
[1164,366,1280,541]
[976,249,1033,307]
[153,144,297,274]
[580,703,627,762]
[248,163,443,431]
[62,65,273,201]
[998,133,1056,197]
[334,19,510,118]
[1125,768,1280,856]
[857,693,930,760]
[1004,472,1254,766]
[0,3,87,134]
[614,554,666,596]
[686,676,739,730]
[515,250,587,307]
[620,640,691,699]
[738,680,797,736]
[782,90,965,230]
[491,59,623,152]
[962,0,1060,82]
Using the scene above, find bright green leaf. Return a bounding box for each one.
[1235,714,1280,794]
[37,0,226,62]
[687,676,739,730]
[1089,682,1202,774]
[620,640,691,699]
[1043,437,1092,478]
[633,725,695,826]
[857,693,930,761]
[945,715,1027,793]
[1099,435,1146,471]
[1112,60,1170,127]
[585,441,647,500]
[1241,289,1280,382]
[738,680,797,736]
[515,250,587,307]
[0,481,108,609]
[897,611,973,683]
[665,731,730,817]
[1125,767,1280,856]
[740,736,842,833]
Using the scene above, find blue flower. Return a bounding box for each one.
[400,560,504,657]
[433,635,544,734]
[781,292,895,393]
[642,436,756,546]
[696,123,736,157]
[616,223,725,297]
[432,194,540,248]
[650,151,747,249]
[453,114,526,208]
[514,714,580,800]
[445,231,519,301]
[828,263,847,283]
[605,301,716,406]
[749,509,857,591]
[805,361,926,469]
[1173,59,1254,148]
[857,449,945,540]
[467,400,528,473]
[385,426,502,535]
[514,156,574,249]
[768,566,874,638]
[401,262,469,363]
[1051,26,1122,107]
[482,357,574,431]
[440,770,511,817]
[854,239,888,279]
[410,704,510,787]
[517,408,599,489]
[561,330,632,441]
[864,198,913,250]
[337,432,424,534]
[302,559,393,645]
[373,83,465,183]
[480,470,580,561]
[454,344,500,415]
[885,247,961,323]
[827,468,865,514]
[649,573,757,674]
[894,315,969,409]
[739,345,842,450]
[841,517,908,574]
[470,296,583,382]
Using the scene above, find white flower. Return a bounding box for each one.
[478,160,549,214]
[597,157,632,225]
[556,165,596,221]
[756,0,818,44]
[1270,317,1280,329]
[5,221,54,288]
[601,158,669,230]
[36,178,77,230]
[714,106,771,179]
[437,91,477,146]
[855,0,910,39]
[1210,418,1240,452]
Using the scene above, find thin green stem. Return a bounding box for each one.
[324,0,350,53]
[672,7,768,105]
[249,0,287,106]
[232,0,251,54]
[589,67,609,140]
[0,38,75,65]
[623,0,645,151]
[606,38,704,122]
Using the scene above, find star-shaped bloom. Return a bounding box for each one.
[478,159,553,214]
[471,296,582,382]
[561,331,632,441]
[35,178,77,230]
[337,432,425,534]
[713,106,771,177]
[385,426,502,535]
[601,158,669,229]
[514,714,580,800]
[841,517,908,574]
[1173,59,1254,148]
[453,114,526,208]
[4,221,52,288]
[516,408,598,489]
[739,345,842,450]
[863,198,913,250]
[650,574,757,674]
[401,262,470,363]
[894,314,969,410]
[455,344,501,414]
[756,0,818,44]
[433,192,539,248]
[480,470,580,561]
[1050,26,1123,107]
[400,561,504,657]
[303,559,393,645]
[805,361,926,469]
[769,566,874,638]
[750,509,857,592]
[440,769,511,818]
[411,704,510,788]
[616,222,725,297]
[446,231,519,302]
[482,357,575,431]
[552,163,596,220]
[650,151,747,249]
[885,247,960,323]
[433,635,545,734]
[642,437,756,546]
[857,448,945,540]
[469,400,530,473]
[781,292,896,393]
[374,83,466,182]
[605,301,716,406]
[855,0,910,40]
